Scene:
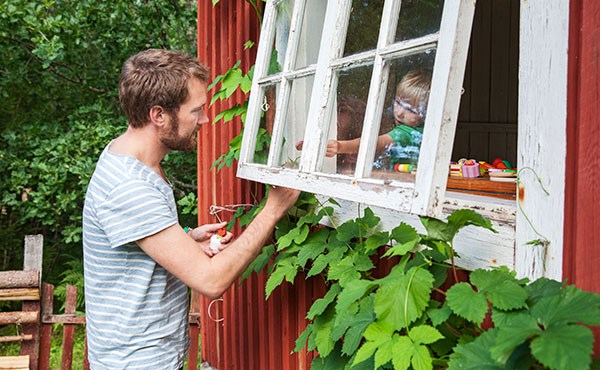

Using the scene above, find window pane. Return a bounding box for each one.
[268,2,292,76]
[370,49,436,182]
[295,0,327,69]
[396,0,444,41]
[324,63,374,174]
[278,76,315,169]
[250,83,278,165]
[343,0,383,57]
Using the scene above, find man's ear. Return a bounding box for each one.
[149,105,166,126]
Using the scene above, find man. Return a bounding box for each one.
[82,49,299,369]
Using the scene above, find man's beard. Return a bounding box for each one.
[160,113,196,152]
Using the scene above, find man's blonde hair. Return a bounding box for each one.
[118,49,210,128]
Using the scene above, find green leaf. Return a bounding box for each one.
[446,282,488,324]
[265,258,298,298]
[364,231,390,252]
[314,306,336,357]
[524,277,562,305]
[241,244,275,280]
[392,335,413,370]
[335,279,377,318]
[296,228,328,268]
[447,329,505,370]
[446,209,495,237]
[427,304,452,327]
[294,324,313,353]
[328,255,361,283]
[374,266,434,330]
[409,325,443,345]
[471,268,528,311]
[411,344,434,370]
[358,208,380,229]
[307,283,341,320]
[530,285,600,327]
[530,324,594,370]
[310,342,350,370]
[336,220,360,242]
[353,321,395,367]
[340,297,375,356]
[489,312,541,363]
[419,217,451,242]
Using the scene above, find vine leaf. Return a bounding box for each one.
[364,231,390,252]
[374,266,434,330]
[265,257,298,298]
[307,283,341,320]
[530,285,600,327]
[470,268,528,311]
[446,209,496,236]
[489,312,541,363]
[446,282,488,324]
[296,228,329,268]
[241,244,275,280]
[447,329,505,370]
[314,306,336,357]
[530,324,594,370]
[341,297,375,356]
[352,321,395,367]
[384,223,419,257]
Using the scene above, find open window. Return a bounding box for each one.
[238,0,478,217]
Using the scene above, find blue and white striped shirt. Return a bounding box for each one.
[83,144,189,369]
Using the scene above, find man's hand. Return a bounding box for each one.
[189,222,233,257]
[264,186,301,220]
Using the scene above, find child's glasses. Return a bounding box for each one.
[393,97,424,118]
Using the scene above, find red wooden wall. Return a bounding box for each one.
[195,2,323,369]
[565,0,600,357]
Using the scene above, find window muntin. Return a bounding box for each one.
[238,0,476,217]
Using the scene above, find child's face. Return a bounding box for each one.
[393,97,424,127]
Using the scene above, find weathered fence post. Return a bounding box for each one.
[20,235,43,370]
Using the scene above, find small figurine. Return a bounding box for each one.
[210,228,228,252]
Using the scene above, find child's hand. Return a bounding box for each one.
[326,140,339,157]
[297,139,340,157]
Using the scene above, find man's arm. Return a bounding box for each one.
[137,186,300,299]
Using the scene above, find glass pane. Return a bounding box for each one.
[343,0,384,57]
[322,63,374,174]
[250,83,278,165]
[268,2,292,76]
[395,0,444,41]
[370,49,436,181]
[295,0,326,69]
[278,76,315,169]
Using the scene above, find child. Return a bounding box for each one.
[326,69,432,170]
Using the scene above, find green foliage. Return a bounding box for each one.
[234,195,600,369]
[0,0,198,306]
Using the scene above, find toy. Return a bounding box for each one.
[210,228,227,252]
[394,163,415,173]
[461,159,480,178]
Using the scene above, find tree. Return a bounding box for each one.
[0,0,199,301]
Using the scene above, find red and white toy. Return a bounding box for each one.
[210,228,227,252]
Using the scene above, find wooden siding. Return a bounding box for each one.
[565,0,600,356]
[454,0,519,166]
[195,2,322,369]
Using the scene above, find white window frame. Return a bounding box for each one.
[236,0,568,281]
[238,0,476,217]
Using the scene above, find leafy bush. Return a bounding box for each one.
[0,0,199,303]
[234,193,600,370]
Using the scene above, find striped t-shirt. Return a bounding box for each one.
[82,143,189,369]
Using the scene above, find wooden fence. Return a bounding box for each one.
[0,236,205,370]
